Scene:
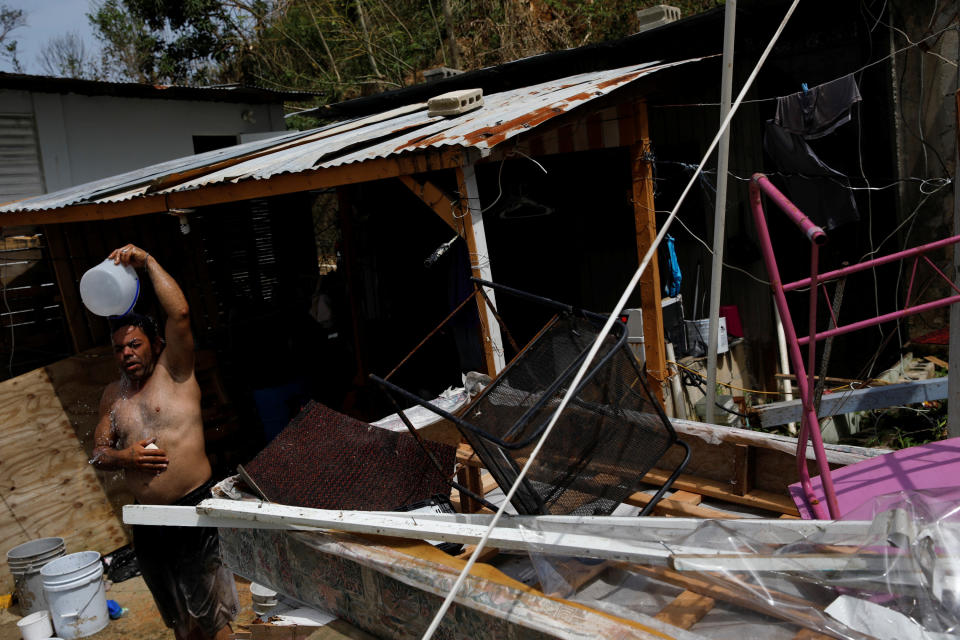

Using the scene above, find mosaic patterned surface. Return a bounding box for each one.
[219,527,664,640]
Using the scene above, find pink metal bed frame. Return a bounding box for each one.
[749,173,960,519]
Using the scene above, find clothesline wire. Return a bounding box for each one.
[649,20,958,109]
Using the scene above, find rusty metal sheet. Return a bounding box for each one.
[0,58,700,215]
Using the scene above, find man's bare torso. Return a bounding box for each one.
[104,365,210,504]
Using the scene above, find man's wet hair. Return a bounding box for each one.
[109,313,161,345]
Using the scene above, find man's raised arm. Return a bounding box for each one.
[110,244,194,378]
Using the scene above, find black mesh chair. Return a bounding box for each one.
[372,280,690,517]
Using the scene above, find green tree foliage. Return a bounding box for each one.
[89,0,724,101]
[0,3,25,73]
[90,0,261,84]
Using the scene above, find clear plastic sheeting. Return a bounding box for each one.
[516,490,960,639]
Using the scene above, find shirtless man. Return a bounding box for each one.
[92,244,237,640]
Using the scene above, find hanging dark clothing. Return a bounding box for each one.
[775,74,862,140]
[763,121,859,230]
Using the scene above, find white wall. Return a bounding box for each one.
[0,89,286,195]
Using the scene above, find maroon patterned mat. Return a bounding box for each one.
[242,400,456,510]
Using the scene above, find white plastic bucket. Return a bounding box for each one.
[16,609,53,640]
[40,551,108,640]
[79,259,139,317]
[250,582,278,616]
[684,317,728,357]
[6,537,66,616]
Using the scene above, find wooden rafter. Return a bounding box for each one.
[397,175,461,234]
[0,150,463,228]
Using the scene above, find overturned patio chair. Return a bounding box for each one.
[372,279,690,517]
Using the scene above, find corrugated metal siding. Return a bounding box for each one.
[0,59,701,216]
[0,114,45,201]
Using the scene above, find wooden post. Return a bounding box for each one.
[455,162,505,375]
[630,101,667,401]
[731,444,755,497]
[43,223,93,353]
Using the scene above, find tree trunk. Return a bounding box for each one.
[354,0,381,85]
[441,0,460,69]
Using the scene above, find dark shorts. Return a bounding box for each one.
[132,479,239,637]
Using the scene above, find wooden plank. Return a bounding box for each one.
[456,466,482,514]
[665,491,701,505]
[731,444,755,497]
[166,151,462,212]
[0,151,463,227]
[456,544,500,564]
[669,417,891,465]
[629,100,666,402]
[627,564,836,638]
[306,619,380,640]
[0,194,170,227]
[0,366,127,592]
[654,590,715,630]
[44,347,136,514]
[924,355,948,370]
[756,378,948,427]
[640,467,801,516]
[625,491,738,519]
[397,176,460,234]
[456,443,483,467]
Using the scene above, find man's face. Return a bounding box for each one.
[112,325,159,382]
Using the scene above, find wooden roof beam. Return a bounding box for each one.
[0,149,463,227]
[397,175,461,235]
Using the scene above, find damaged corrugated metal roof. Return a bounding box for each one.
[0,72,317,102]
[0,58,699,217]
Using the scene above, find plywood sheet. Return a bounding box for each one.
[0,363,127,592]
[43,347,135,514]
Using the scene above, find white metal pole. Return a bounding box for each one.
[665,341,688,419]
[774,301,798,435]
[705,0,737,424]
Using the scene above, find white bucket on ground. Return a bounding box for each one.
[79,259,139,317]
[40,551,108,640]
[250,582,279,616]
[6,537,66,616]
[685,317,728,357]
[16,609,53,640]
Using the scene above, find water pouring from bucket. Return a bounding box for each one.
[79,259,139,317]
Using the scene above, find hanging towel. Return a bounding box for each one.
[775,74,862,140]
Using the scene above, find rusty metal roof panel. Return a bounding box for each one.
[159,60,679,194]
[163,107,439,193]
[0,128,319,211]
[321,61,683,169]
[0,59,696,214]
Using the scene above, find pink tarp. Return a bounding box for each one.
[789,437,960,519]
